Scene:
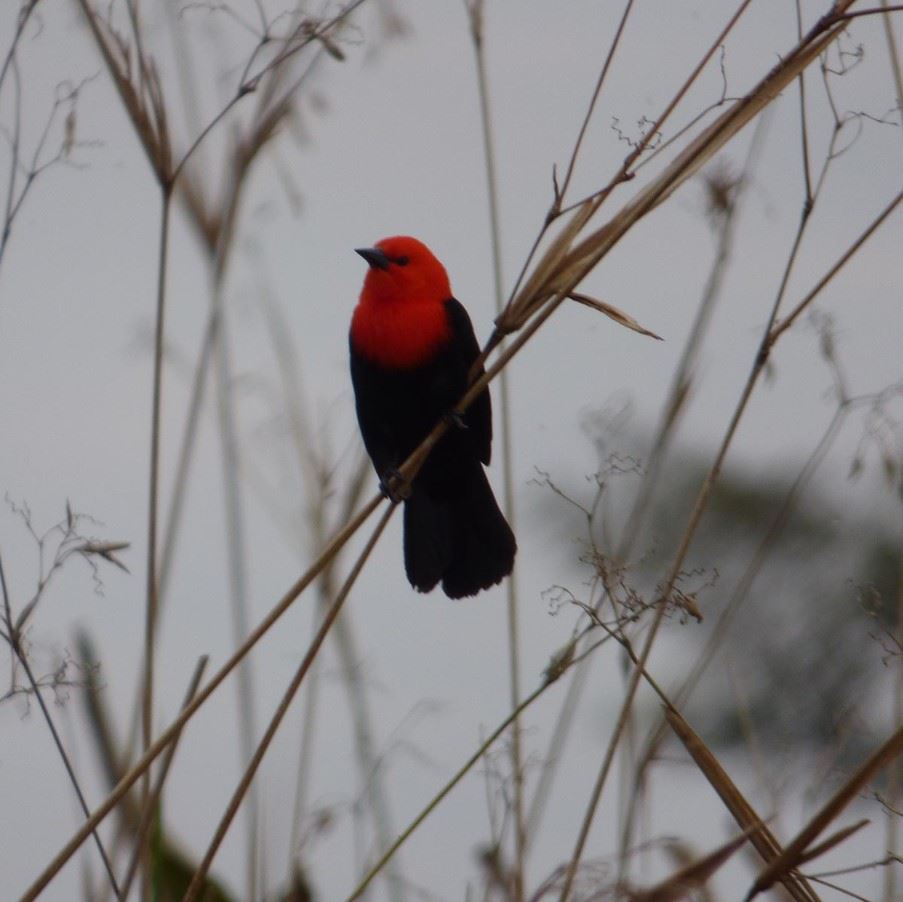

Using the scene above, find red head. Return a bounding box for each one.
[355,236,452,308]
[351,236,454,368]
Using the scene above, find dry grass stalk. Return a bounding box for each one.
[554,9,882,896]
[768,186,903,343]
[499,15,847,343]
[466,1,526,895]
[747,723,903,898]
[627,826,760,902]
[494,0,755,334]
[118,656,209,899]
[18,3,894,897]
[793,819,870,869]
[0,558,122,899]
[182,504,397,902]
[75,0,173,184]
[19,488,382,901]
[255,276,404,897]
[664,709,819,902]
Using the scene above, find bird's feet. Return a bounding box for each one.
[444,409,468,431]
[379,468,412,504]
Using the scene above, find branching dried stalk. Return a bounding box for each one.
[0,515,127,901]
[19,487,381,901]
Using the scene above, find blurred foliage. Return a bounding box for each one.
[537,426,901,756]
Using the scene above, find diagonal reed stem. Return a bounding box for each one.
[182,504,396,901]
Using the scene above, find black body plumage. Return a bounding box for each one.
[350,298,516,598]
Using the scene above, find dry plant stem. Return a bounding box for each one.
[19,490,381,902]
[0,560,121,899]
[555,25,848,902]
[0,1,39,93]
[256,280,329,878]
[841,4,903,19]
[25,241,554,900]
[157,306,216,602]
[665,710,819,902]
[620,197,900,902]
[769,187,903,343]
[168,0,370,188]
[288,653,319,869]
[556,0,637,203]
[140,186,172,896]
[590,612,817,901]
[119,656,209,899]
[75,0,172,183]
[0,1,40,271]
[467,4,524,896]
[332,614,407,902]
[886,556,903,901]
[521,14,843,335]
[557,12,888,896]
[25,4,871,891]
[519,1,642,856]
[347,661,590,901]
[619,398,852,879]
[523,643,590,848]
[882,0,903,116]
[613,119,767,868]
[614,116,769,878]
[320,509,405,894]
[0,56,21,273]
[619,108,769,556]
[158,25,339,604]
[212,286,259,902]
[747,723,903,899]
[557,249,758,901]
[478,0,762,384]
[796,1,815,200]
[182,504,396,902]
[498,0,653,311]
[614,9,903,813]
[630,828,763,902]
[256,278,404,896]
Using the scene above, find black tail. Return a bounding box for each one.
[403,464,516,599]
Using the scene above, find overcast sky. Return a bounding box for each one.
[1,1,901,899]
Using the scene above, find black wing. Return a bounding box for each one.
[444,298,492,465]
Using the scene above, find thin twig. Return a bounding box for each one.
[555,0,637,205]
[212,272,259,901]
[140,185,173,894]
[119,656,209,899]
[556,8,867,897]
[183,504,396,901]
[747,724,903,898]
[769,188,903,343]
[348,640,609,901]
[20,490,382,902]
[0,556,121,899]
[467,2,525,896]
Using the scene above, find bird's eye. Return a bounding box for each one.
[395,255,409,266]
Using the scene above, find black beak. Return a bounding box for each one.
[355,247,391,271]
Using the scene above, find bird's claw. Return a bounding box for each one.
[444,409,468,431]
[379,468,412,504]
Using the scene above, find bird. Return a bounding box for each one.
[349,235,516,599]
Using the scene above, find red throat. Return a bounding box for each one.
[351,236,454,369]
